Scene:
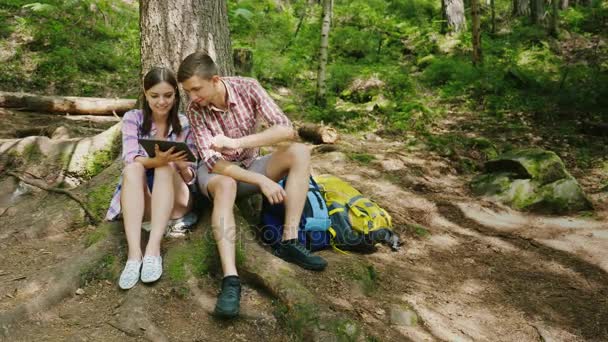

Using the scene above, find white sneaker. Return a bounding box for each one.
[140,255,162,283]
[118,259,142,290]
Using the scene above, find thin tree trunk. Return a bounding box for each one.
[550,0,559,37]
[443,0,467,33]
[513,0,531,16]
[472,0,483,65]
[491,0,496,34]
[281,7,308,53]
[139,1,234,79]
[560,0,568,10]
[316,0,333,106]
[530,0,544,25]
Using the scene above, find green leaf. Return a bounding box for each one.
[22,3,56,13]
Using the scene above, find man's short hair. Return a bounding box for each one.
[177,51,219,82]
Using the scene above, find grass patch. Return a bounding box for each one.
[408,223,430,238]
[273,301,320,341]
[84,225,110,247]
[340,262,378,296]
[347,152,376,164]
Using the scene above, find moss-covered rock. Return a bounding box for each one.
[471,172,515,196]
[340,76,385,104]
[485,148,568,185]
[472,149,592,214]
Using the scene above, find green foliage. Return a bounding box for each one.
[0,0,139,96]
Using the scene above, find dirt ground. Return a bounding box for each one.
[1,110,607,341]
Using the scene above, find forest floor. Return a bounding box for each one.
[0,107,607,341]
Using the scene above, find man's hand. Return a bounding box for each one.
[154,145,187,166]
[210,134,240,152]
[258,176,287,205]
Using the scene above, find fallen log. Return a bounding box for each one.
[0,91,136,115]
[297,123,338,144]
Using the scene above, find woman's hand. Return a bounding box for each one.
[154,145,187,166]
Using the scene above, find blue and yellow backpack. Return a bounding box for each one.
[260,177,332,251]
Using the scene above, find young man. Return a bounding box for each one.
[177,51,327,318]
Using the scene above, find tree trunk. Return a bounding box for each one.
[472,0,483,65]
[550,0,559,37]
[443,0,467,33]
[139,1,234,78]
[530,0,544,25]
[316,0,333,106]
[0,92,135,115]
[513,0,531,16]
[491,0,496,34]
[560,0,568,10]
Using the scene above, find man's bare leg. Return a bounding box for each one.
[265,142,311,240]
[207,175,239,277]
[206,175,241,318]
[265,142,326,271]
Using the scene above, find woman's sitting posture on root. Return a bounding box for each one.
[106,67,198,290]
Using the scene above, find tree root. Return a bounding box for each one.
[107,285,169,342]
[0,222,120,336]
[234,200,359,341]
[6,171,99,224]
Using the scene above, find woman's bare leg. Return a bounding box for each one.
[145,165,175,257]
[120,163,149,261]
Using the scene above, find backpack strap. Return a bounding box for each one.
[303,177,332,232]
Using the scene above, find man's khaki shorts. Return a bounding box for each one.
[196,154,272,199]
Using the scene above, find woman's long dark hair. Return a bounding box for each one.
[141,67,182,137]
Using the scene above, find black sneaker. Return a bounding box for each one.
[213,276,241,318]
[274,239,328,271]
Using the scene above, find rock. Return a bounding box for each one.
[364,133,382,141]
[485,149,568,185]
[472,149,593,214]
[51,126,70,140]
[75,288,85,295]
[380,159,405,172]
[389,305,418,327]
[340,76,385,103]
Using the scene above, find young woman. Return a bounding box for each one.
[106,67,198,290]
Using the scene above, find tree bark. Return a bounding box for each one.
[139,1,234,78]
[472,0,483,65]
[530,0,544,25]
[560,0,568,10]
[443,0,467,33]
[513,0,531,16]
[491,0,496,34]
[550,0,559,37]
[316,0,333,106]
[0,92,135,115]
